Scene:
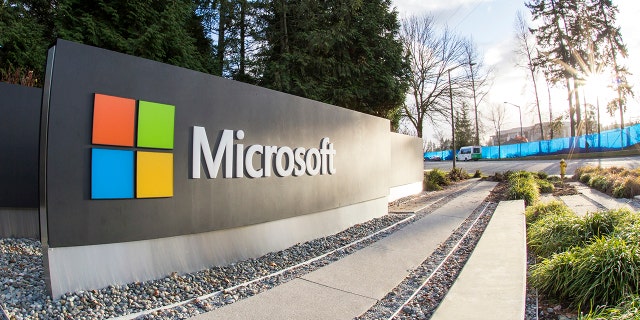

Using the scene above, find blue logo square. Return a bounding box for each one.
[91,148,134,199]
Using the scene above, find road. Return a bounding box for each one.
[423,156,640,176]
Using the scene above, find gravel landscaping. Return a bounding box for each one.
[1,180,481,320]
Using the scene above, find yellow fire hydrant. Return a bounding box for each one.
[560,159,567,180]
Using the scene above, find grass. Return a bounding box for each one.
[579,295,640,319]
[531,236,640,308]
[528,204,640,311]
[423,168,473,191]
[506,171,540,206]
[574,165,640,198]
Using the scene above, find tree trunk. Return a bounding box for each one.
[566,77,575,137]
[216,0,227,76]
[239,0,246,78]
[547,80,553,139]
[530,66,544,140]
[573,79,582,135]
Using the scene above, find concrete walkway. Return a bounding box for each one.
[430,200,527,320]
[191,181,497,320]
[544,182,635,216]
[569,182,635,211]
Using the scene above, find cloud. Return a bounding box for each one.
[392,0,493,13]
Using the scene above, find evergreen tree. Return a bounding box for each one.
[256,0,409,119]
[1,0,216,83]
[0,0,56,83]
[454,103,474,148]
[55,0,215,73]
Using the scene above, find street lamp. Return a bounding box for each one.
[448,63,466,169]
[503,102,523,138]
[504,102,524,158]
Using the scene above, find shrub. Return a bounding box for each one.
[536,171,548,180]
[580,295,640,320]
[448,167,470,182]
[574,165,599,181]
[528,208,636,258]
[580,173,592,184]
[613,177,640,199]
[613,222,640,245]
[580,209,635,241]
[574,165,640,199]
[547,175,562,183]
[525,201,572,226]
[531,237,640,308]
[424,169,449,191]
[507,171,539,206]
[589,175,610,191]
[537,179,555,194]
[473,169,482,178]
[528,211,581,258]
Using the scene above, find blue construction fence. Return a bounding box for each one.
[424,123,640,160]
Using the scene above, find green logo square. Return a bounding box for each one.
[137,100,175,149]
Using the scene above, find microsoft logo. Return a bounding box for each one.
[91,93,175,199]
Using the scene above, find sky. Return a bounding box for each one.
[391,0,640,143]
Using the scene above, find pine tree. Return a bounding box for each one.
[55,0,215,73]
[0,0,56,83]
[455,103,474,148]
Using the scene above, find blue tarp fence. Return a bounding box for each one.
[424,123,640,160]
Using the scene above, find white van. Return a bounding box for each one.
[456,146,482,161]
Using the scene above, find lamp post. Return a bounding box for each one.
[469,62,478,145]
[448,64,465,169]
[503,102,523,138]
[504,102,524,158]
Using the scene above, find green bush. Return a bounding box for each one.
[528,211,581,258]
[531,237,640,308]
[528,208,636,258]
[507,171,539,205]
[424,169,449,191]
[537,178,555,193]
[581,209,636,240]
[547,175,562,183]
[580,295,640,320]
[574,165,599,181]
[473,169,482,178]
[612,177,640,199]
[589,175,610,191]
[448,167,470,182]
[536,171,548,180]
[613,222,640,245]
[525,201,572,226]
[580,173,592,184]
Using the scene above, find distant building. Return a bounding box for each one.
[488,121,571,146]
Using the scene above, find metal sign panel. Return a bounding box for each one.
[40,39,390,248]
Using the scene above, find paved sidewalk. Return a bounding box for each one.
[545,182,635,216]
[431,200,527,320]
[191,181,497,320]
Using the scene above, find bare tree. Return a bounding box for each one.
[400,14,469,138]
[485,103,506,158]
[514,11,544,140]
[462,37,491,145]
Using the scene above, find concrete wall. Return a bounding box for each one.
[0,83,41,238]
[388,132,424,202]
